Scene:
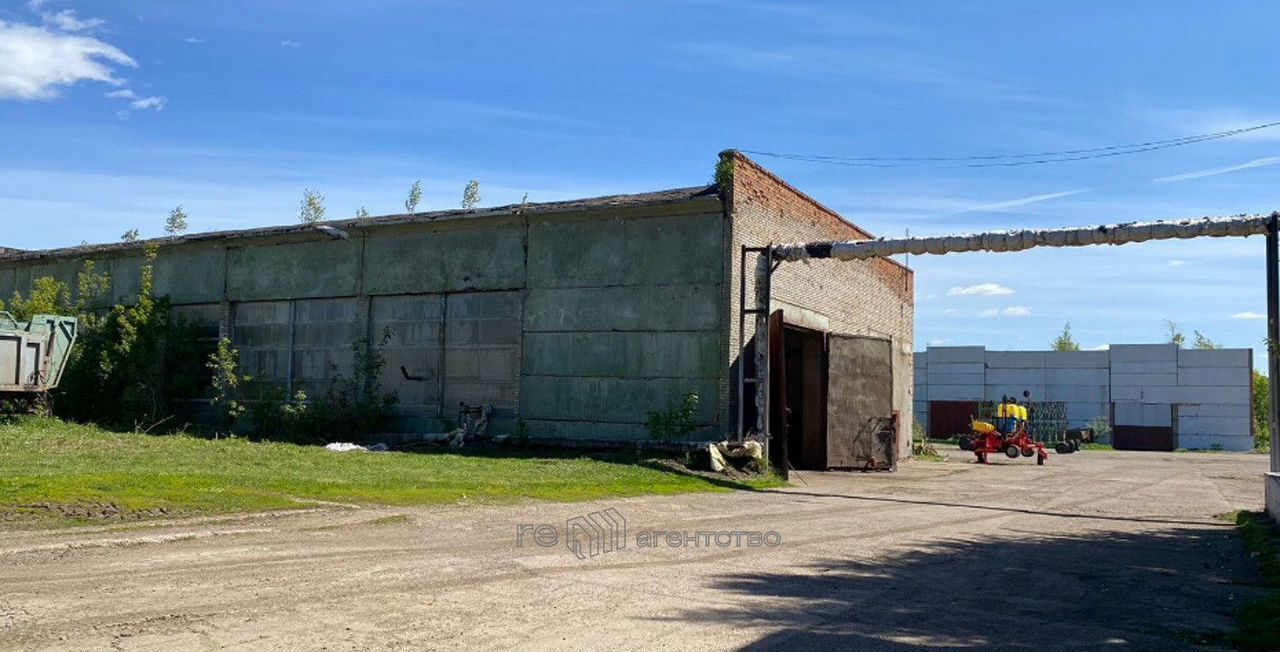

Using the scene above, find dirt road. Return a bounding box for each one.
[0,450,1269,650]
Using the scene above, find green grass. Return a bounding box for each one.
[1080,442,1114,451]
[0,417,782,525]
[1226,510,1280,650]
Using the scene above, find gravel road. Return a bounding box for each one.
[0,449,1269,650]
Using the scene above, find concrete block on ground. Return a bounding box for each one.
[1045,350,1109,368]
[1110,343,1177,363]
[1178,348,1250,368]
[927,346,985,363]
[1178,366,1250,388]
[985,351,1046,368]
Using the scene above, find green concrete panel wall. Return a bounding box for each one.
[155,247,225,304]
[526,212,723,288]
[108,256,142,306]
[520,211,725,439]
[0,267,14,303]
[228,240,359,301]
[524,284,721,333]
[524,331,720,378]
[363,224,524,295]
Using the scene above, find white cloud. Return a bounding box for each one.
[43,10,104,33]
[26,0,52,9]
[1152,157,1280,183]
[980,306,1031,317]
[926,338,951,347]
[1088,344,1110,351]
[1230,311,1266,320]
[184,37,204,44]
[0,20,134,100]
[1167,259,1186,267]
[948,283,1013,297]
[280,40,299,47]
[105,88,166,117]
[955,188,1089,214]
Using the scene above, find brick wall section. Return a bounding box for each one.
[723,151,915,457]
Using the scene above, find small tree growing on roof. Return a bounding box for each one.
[462,180,480,210]
[405,181,422,215]
[164,204,188,235]
[1050,321,1080,352]
[299,189,326,224]
[121,228,139,242]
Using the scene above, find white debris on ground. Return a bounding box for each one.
[707,440,764,472]
[323,442,390,453]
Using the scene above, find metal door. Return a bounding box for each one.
[826,334,895,469]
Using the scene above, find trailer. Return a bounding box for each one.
[0,312,78,396]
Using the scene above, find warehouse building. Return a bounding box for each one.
[0,152,915,462]
[914,344,1254,451]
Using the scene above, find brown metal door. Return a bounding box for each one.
[826,334,895,469]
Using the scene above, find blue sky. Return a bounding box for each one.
[2,1,1279,362]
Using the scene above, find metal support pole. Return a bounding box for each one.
[755,247,773,456]
[1268,215,1280,473]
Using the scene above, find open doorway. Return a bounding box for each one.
[783,325,827,469]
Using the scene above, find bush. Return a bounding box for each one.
[646,392,700,440]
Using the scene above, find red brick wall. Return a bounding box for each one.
[722,151,915,457]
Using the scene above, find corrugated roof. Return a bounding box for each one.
[0,185,720,263]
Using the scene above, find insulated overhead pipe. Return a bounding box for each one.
[771,213,1276,262]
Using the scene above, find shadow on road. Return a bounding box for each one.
[666,526,1265,650]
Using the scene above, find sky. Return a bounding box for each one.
[2,1,1279,363]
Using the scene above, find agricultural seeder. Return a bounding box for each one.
[959,392,1049,465]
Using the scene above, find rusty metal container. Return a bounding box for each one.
[0,312,77,395]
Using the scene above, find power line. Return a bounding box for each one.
[741,121,1280,169]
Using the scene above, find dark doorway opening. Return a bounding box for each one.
[783,325,827,470]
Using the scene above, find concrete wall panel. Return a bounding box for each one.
[1178,434,1253,451]
[925,372,985,387]
[1111,372,1178,387]
[524,331,719,379]
[1111,361,1178,375]
[525,284,720,332]
[1045,350,1109,368]
[1179,348,1250,368]
[927,346,984,363]
[527,213,723,288]
[519,375,718,425]
[928,384,984,401]
[155,247,225,304]
[985,351,1046,368]
[1046,367,1109,385]
[1114,402,1172,427]
[229,240,359,300]
[986,368,1046,386]
[1110,344,1177,362]
[1178,367,1249,387]
[364,225,525,295]
[928,362,984,375]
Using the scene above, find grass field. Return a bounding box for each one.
[0,417,781,524]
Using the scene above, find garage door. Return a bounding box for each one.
[826,334,895,469]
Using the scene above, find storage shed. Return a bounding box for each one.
[0,152,914,460]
